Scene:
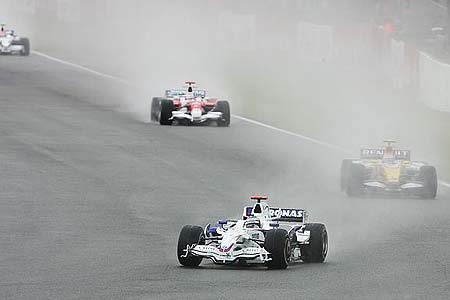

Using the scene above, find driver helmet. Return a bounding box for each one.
[383,145,394,160]
[186,84,194,99]
[244,218,261,229]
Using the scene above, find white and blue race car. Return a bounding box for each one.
[177,196,328,269]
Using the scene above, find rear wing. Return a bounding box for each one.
[165,89,206,98]
[243,206,308,223]
[360,148,411,160]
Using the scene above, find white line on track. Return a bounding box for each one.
[32,51,131,85]
[232,115,352,154]
[439,180,450,188]
[32,50,450,188]
[429,0,448,10]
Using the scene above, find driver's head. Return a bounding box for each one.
[186,85,193,98]
[383,145,394,160]
[244,218,261,229]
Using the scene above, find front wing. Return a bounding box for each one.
[0,45,24,54]
[182,244,271,264]
[363,181,424,192]
[171,111,222,123]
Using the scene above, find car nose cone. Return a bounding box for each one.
[1,39,10,47]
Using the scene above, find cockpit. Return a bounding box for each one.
[382,140,397,161]
[244,218,261,229]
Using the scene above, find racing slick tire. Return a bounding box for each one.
[418,166,437,199]
[159,100,174,125]
[346,163,365,197]
[151,97,162,122]
[177,225,204,267]
[264,229,291,269]
[215,101,230,127]
[340,159,353,191]
[19,38,30,56]
[300,223,328,263]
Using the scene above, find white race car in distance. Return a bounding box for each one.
[177,196,328,269]
[0,24,30,56]
[151,81,230,126]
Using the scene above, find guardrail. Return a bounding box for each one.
[387,36,450,113]
[419,51,450,112]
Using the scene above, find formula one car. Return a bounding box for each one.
[177,196,328,269]
[341,141,437,199]
[0,24,30,56]
[151,81,230,126]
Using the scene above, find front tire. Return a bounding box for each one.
[160,100,174,125]
[341,159,353,191]
[215,101,230,127]
[177,225,204,267]
[418,166,437,199]
[151,97,162,122]
[264,229,291,269]
[346,163,365,197]
[300,223,328,263]
[20,38,30,56]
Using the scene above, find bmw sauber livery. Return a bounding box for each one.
[0,24,30,56]
[151,81,230,126]
[341,141,438,198]
[244,206,306,221]
[177,196,328,269]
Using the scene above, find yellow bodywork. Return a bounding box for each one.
[383,165,402,183]
[371,160,411,183]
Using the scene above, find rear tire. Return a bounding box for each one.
[20,38,30,56]
[160,100,174,125]
[177,225,204,267]
[151,97,162,122]
[215,101,230,127]
[418,166,437,199]
[264,229,291,269]
[346,163,365,197]
[300,223,328,263]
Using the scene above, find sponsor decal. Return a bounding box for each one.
[270,208,303,219]
[243,248,260,254]
[166,89,206,98]
[361,148,411,160]
[245,206,253,217]
[244,206,304,220]
[219,244,234,253]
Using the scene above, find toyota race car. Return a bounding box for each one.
[151,81,230,126]
[177,196,328,269]
[341,141,438,198]
[0,24,30,56]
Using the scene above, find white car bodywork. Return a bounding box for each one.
[170,98,223,123]
[0,30,25,54]
[165,88,223,124]
[181,199,311,265]
[152,82,230,126]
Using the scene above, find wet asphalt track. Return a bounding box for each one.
[1,55,450,300]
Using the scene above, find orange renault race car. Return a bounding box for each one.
[341,141,437,199]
